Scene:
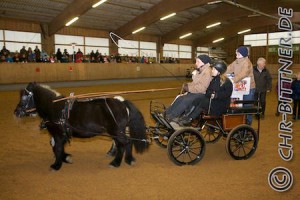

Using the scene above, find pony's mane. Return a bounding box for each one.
[39,84,61,97]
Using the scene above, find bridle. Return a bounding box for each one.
[20,88,36,114]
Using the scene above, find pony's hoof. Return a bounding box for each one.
[108,164,117,168]
[65,156,73,164]
[109,161,120,168]
[50,164,61,171]
[125,158,136,166]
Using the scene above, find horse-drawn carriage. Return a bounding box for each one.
[148,99,261,166]
[14,82,261,170]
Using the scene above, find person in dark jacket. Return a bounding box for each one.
[179,60,233,126]
[275,73,291,116]
[253,57,272,118]
[291,72,300,120]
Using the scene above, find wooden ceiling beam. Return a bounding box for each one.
[162,0,300,45]
[48,0,98,36]
[196,17,277,46]
[115,0,212,38]
[161,4,250,44]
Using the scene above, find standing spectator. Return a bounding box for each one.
[253,57,272,118]
[34,46,41,62]
[291,72,300,120]
[90,50,95,61]
[20,46,27,59]
[75,48,83,63]
[275,73,291,116]
[0,46,10,58]
[95,50,99,60]
[226,46,256,125]
[56,48,63,62]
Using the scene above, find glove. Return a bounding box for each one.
[182,83,189,93]
[211,93,215,99]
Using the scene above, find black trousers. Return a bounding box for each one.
[293,99,300,118]
[254,91,267,115]
[165,93,204,120]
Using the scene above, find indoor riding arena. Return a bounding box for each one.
[0,0,300,200]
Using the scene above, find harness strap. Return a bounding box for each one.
[104,98,119,126]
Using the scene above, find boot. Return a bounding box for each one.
[178,117,193,126]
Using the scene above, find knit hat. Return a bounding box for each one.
[236,46,248,57]
[197,55,211,64]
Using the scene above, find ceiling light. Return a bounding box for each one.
[65,17,79,26]
[213,37,224,43]
[92,0,107,8]
[179,33,192,39]
[160,13,176,21]
[238,29,251,35]
[132,27,145,34]
[206,22,221,28]
[207,1,222,5]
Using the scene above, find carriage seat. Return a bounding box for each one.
[227,100,261,114]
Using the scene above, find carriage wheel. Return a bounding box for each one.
[226,125,258,160]
[153,123,173,148]
[200,121,222,144]
[167,128,205,166]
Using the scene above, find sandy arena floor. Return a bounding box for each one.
[0,80,299,200]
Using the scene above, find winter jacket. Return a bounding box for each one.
[187,63,212,94]
[253,66,272,92]
[291,79,300,100]
[206,76,233,116]
[226,57,255,89]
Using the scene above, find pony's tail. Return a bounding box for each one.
[123,100,149,154]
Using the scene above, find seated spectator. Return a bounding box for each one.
[49,55,55,63]
[41,50,49,62]
[27,47,35,62]
[0,55,6,62]
[62,49,70,62]
[13,52,20,62]
[5,55,13,62]
[19,53,28,63]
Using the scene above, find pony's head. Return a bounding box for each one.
[14,82,37,117]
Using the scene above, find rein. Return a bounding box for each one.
[52,87,180,103]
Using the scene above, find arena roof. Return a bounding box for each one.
[0,0,299,46]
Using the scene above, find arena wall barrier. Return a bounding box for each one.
[0,63,191,84]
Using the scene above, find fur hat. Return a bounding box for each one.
[197,55,211,64]
[236,46,248,57]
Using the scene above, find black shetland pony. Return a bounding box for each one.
[14,82,149,170]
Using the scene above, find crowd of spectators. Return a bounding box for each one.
[0,46,176,64]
